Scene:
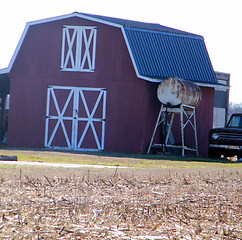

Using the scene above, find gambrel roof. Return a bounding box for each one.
[0,12,218,85]
[81,13,217,85]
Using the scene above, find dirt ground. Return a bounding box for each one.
[0,165,241,239]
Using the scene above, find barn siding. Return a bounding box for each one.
[7,15,215,155]
[8,16,158,152]
[196,87,215,155]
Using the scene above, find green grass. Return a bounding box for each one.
[0,148,241,169]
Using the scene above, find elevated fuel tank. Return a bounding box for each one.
[157,77,202,107]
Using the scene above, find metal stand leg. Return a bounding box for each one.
[180,107,185,156]
[164,113,175,149]
[147,106,163,153]
[147,104,199,156]
[193,109,199,156]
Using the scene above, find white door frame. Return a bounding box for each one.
[45,86,107,151]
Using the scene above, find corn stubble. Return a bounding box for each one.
[0,169,241,239]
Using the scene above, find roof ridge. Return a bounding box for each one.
[124,26,204,40]
[79,12,201,37]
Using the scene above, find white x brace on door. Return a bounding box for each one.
[45,86,106,151]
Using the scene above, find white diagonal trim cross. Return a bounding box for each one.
[47,88,74,147]
[61,26,97,72]
[61,28,78,69]
[45,86,106,151]
[80,29,96,70]
[77,89,104,149]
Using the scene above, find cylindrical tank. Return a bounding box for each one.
[157,77,202,107]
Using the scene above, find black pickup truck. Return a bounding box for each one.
[208,113,242,159]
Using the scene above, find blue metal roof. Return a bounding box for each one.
[124,27,218,84]
[1,12,218,85]
[81,13,218,84]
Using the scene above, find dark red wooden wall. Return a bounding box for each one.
[7,16,214,155]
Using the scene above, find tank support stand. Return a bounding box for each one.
[147,104,199,157]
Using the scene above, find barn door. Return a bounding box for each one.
[45,86,106,151]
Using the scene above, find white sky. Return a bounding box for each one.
[1,0,241,103]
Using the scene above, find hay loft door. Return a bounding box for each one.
[45,86,106,151]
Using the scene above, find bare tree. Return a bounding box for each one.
[228,102,242,117]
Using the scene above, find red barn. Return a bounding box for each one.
[0,12,218,155]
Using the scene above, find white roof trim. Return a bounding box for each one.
[136,77,224,86]
[0,68,9,74]
[195,82,228,89]
[1,12,221,88]
[215,70,230,76]
[121,27,162,83]
[138,76,162,83]
[121,25,221,85]
[3,12,124,73]
[76,12,123,28]
[121,27,141,80]
[6,22,29,72]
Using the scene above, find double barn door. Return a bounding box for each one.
[45,86,106,151]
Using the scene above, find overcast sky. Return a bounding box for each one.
[1,0,241,103]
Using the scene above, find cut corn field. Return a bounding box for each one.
[0,166,241,239]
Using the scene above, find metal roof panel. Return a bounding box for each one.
[0,12,217,85]
[124,27,217,84]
